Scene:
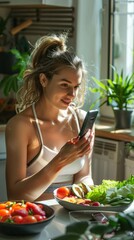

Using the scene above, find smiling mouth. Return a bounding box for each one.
[61,99,72,105]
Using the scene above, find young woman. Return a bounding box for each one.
[5,33,95,201]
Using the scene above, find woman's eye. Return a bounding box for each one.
[74,85,80,90]
[61,83,69,88]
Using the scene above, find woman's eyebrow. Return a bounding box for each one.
[60,79,72,83]
[60,79,81,85]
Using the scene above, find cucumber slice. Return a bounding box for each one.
[72,184,84,198]
[79,183,91,194]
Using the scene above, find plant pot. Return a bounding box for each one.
[113,108,133,130]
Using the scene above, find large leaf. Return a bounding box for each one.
[89,66,134,110]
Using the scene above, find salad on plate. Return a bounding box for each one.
[54,175,134,211]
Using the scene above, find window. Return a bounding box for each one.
[100,0,134,118]
[112,0,134,76]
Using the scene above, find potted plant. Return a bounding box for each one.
[51,211,134,240]
[0,47,30,123]
[89,66,134,129]
[0,17,32,74]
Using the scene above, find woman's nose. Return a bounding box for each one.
[68,87,76,97]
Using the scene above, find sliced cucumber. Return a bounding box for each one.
[79,182,91,194]
[72,184,84,198]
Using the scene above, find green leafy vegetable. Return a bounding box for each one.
[86,176,134,206]
[86,180,118,203]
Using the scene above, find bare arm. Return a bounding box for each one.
[6,117,91,201]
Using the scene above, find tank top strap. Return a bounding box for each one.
[69,106,80,132]
[32,103,44,146]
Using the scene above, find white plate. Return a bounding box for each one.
[53,187,132,212]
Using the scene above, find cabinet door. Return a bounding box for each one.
[43,0,72,7]
[0,131,6,159]
[0,0,72,7]
[0,160,7,201]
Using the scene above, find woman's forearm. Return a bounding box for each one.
[7,155,64,201]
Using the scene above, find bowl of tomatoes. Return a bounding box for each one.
[0,200,55,235]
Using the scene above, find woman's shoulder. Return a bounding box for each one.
[6,107,33,132]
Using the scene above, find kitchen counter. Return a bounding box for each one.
[0,199,133,240]
[95,120,134,142]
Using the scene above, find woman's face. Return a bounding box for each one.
[42,67,82,110]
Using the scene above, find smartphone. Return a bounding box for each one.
[79,109,98,138]
[91,212,108,223]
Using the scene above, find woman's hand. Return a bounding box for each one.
[56,133,93,167]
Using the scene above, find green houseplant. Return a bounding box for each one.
[51,211,134,240]
[0,48,30,96]
[0,47,30,123]
[89,66,134,129]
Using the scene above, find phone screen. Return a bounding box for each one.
[79,109,98,138]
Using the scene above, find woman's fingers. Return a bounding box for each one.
[58,135,92,165]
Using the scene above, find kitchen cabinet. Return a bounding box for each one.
[0,0,72,7]
[0,127,6,160]
[0,160,7,201]
[0,126,7,201]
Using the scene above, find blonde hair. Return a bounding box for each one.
[16,33,87,112]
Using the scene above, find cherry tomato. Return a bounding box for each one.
[36,204,44,210]
[0,209,10,217]
[84,200,93,205]
[0,203,7,210]
[0,215,12,223]
[12,203,26,210]
[91,202,100,206]
[34,215,44,222]
[26,202,45,216]
[11,208,28,217]
[57,187,70,199]
[42,216,47,220]
[12,215,24,224]
[22,215,37,224]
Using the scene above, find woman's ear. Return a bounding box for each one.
[39,73,48,87]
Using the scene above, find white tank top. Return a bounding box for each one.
[27,103,85,185]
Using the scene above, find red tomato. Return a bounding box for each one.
[0,209,10,217]
[11,208,28,217]
[22,215,37,224]
[12,203,26,210]
[91,202,100,206]
[42,216,47,220]
[12,215,23,224]
[0,203,7,210]
[34,215,43,222]
[57,187,70,199]
[26,202,45,216]
[36,204,44,210]
[0,215,12,223]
